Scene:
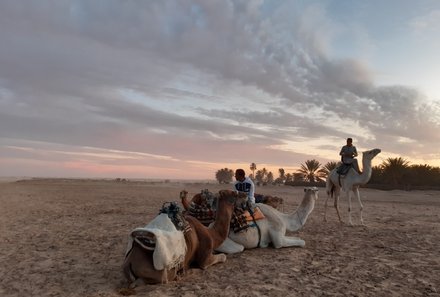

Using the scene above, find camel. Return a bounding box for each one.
[324,148,381,225]
[179,190,284,226]
[215,187,319,254]
[122,190,246,285]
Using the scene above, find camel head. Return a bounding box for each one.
[362,148,381,160]
[218,190,247,207]
[304,187,319,201]
[179,190,188,199]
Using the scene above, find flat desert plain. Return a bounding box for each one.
[0,179,439,297]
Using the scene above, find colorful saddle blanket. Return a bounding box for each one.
[230,206,265,233]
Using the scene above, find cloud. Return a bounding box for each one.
[409,10,440,32]
[0,0,439,177]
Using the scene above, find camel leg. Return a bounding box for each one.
[198,253,227,270]
[271,232,305,249]
[347,190,353,225]
[216,237,245,254]
[195,236,228,269]
[334,190,343,223]
[354,187,364,225]
[324,193,330,221]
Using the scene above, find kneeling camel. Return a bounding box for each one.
[216,187,318,254]
[122,190,245,285]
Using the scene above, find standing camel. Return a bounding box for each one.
[122,190,245,285]
[325,148,381,225]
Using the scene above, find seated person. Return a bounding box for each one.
[233,169,255,209]
[339,137,361,174]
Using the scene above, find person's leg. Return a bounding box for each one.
[352,159,361,173]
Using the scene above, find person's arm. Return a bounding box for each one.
[248,179,255,200]
[340,146,350,157]
[232,181,239,193]
[353,147,358,157]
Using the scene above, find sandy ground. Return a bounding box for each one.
[0,179,439,297]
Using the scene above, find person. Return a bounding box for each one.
[233,169,255,208]
[339,138,361,173]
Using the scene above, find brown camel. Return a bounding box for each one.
[122,190,245,285]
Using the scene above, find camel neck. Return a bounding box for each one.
[357,159,373,184]
[210,198,233,245]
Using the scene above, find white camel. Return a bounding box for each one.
[324,148,381,225]
[216,187,318,254]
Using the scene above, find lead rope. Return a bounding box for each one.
[247,204,261,248]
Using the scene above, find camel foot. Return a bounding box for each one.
[118,286,137,296]
[200,253,227,269]
[216,253,227,263]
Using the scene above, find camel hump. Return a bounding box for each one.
[159,201,189,231]
[129,222,187,270]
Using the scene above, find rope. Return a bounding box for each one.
[247,204,261,248]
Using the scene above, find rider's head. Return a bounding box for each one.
[235,169,246,182]
[346,138,353,146]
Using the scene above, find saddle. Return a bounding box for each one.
[230,206,265,233]
[159,201,191,233]
[186,190,217,226]
[336,163,353,175]
[132,202,191,252]
[127,202,190,271]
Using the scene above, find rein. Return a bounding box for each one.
[246,204,261,248]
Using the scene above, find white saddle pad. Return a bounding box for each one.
[125,213,187,270]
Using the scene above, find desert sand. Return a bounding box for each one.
[0,178,439,297]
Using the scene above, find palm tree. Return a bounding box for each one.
[407,164,438,186]
[266,172,274,184]
[380,157,410,186]
[275,168,286,185]
[297,159,326,182]
[278,168,285,180]
[249,163,257,180]
[321,161,339,179]
[369,165,384,185]
[284,173,294,185]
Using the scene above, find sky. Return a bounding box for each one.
[1,0,440,180]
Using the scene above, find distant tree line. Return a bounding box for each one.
[215,158,440,190]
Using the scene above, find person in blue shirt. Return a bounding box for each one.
[233,169,255,206]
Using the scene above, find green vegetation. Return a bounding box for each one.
[215,159,440,190]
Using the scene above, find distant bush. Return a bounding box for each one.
[215,168,234,184]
